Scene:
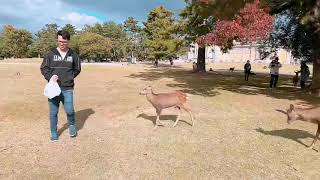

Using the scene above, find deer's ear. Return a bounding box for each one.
[290,104,294,111]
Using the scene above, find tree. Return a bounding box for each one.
[62,24,76,36]
[261,0,320,93]
[134,31,149,61]
[0,25,33,58]
[0,25,14,58]
[9,29,33,58]
[0,35,3,58]
[85,22,131,61]
[192,0,255,20]
[32,24,59,56]
[195,0,320,93]
[124,17,141,61]
[71,32,112,61]
[198,0,273,53]
[144,6,184,63]
[179,0,216,72]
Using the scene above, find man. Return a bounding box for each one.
[154,59,159,67]
[244,60,251,81]
[40,30,81,142]
[299,61,310,89]
[268,57,282,88]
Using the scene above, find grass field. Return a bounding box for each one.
[0,59,319,179]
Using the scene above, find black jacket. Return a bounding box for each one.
[40,48,81,90]
[244,63,251,72]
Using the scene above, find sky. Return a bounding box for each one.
[0,0,186,32]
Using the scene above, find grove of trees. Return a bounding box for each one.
[0,6,186,63]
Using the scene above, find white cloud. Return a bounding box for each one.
[0,0,66,31]
[0,0,102,31]
[60,12,102,29]
[0,0,184,32]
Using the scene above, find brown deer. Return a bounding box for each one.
[140,86,194,129]
[287,104,320,150]
[292,71,299,86]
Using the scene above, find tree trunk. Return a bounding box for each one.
[310,51,320,95]
[196,46,206,72]
[310,30,320,95]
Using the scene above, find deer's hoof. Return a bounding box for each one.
[157,122,164,126]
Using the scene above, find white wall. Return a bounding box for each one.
[185,43,294,64]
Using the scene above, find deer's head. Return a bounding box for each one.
[287,104,298,124]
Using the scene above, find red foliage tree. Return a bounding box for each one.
[197,0,273,51]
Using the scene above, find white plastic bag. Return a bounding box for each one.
[44,80,61,99]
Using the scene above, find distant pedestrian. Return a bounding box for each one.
[268,57,282,88]
[299,61,310,89]
[244,60,251,81]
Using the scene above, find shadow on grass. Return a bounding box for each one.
[137,113,193,126]
[255,128,314,147]
[58,108,95,135]
[127,67,320,105]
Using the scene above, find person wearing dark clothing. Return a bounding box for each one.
[299,61,310,89]
[40,30,81,142]
[154,59,159,67]
[244,60,251,81]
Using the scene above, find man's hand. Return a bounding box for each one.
[50,75,59,82]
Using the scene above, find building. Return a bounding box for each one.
[186,43,296,64]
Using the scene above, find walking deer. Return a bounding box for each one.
[287,104,320,150]
[140,86,194,129]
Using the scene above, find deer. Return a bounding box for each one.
[287,104,320,150]
[139,86,194,129]
[292,71,299,86]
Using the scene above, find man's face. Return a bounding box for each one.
[57,35,69,51]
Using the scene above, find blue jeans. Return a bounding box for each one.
[270,74,279,88]
[48,90,75,137]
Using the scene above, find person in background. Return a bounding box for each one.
[299,61,310,89]
[268,57,282,88]
[244,60,251,81]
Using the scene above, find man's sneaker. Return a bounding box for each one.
[69,125,77,137]
[51,133,58,142]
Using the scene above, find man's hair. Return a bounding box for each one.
[57,30,70,40]
[274,57,279,61]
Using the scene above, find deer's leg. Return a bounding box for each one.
[173,106,181,127]
[308,122,320,149]
[180,103,195,126]
[156,109,164,126]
